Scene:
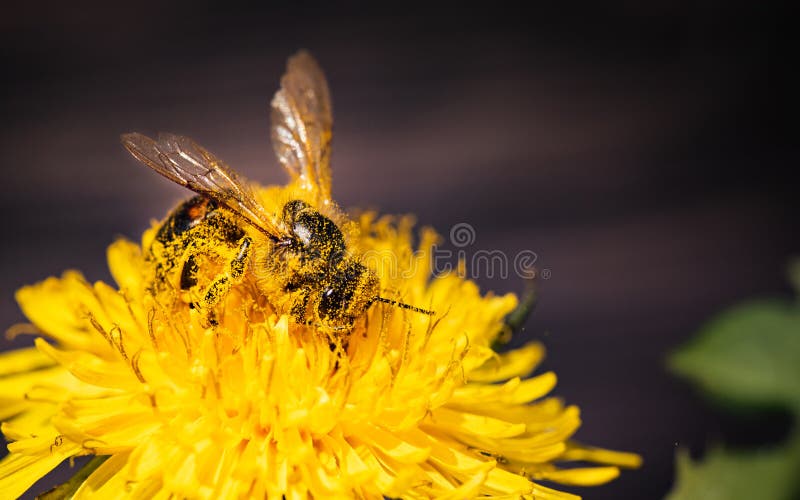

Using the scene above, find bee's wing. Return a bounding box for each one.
[270,50,333,205]
[122,132,285,239]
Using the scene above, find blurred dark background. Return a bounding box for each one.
[1,2,798,498]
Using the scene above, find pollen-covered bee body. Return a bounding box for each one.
[155,196,243,248]
[279,199,346,283]
[146,192,380,330]
[147,195,249,299]
[253,198,380,327]
[123,51,432,333]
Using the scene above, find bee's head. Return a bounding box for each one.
[316,262,379,329]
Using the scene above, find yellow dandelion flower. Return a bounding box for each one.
[0,51,640,499]
[0,204,639,499]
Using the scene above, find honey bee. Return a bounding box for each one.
[122,51,432,331]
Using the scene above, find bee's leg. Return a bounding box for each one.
[291,291,311,324]
[179,254,205,313]
[228,237,251,282]
[180,255,200,290]
[200,237,253,313]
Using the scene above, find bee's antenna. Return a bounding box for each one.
[374,296,435,316]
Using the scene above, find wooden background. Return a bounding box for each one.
[1,3,797,498]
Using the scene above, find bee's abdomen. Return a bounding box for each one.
[156,196,244,246]
[156,196,215,244]
[151,196,247,292]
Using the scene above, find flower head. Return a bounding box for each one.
[0,183,638,499]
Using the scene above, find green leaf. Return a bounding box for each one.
[788,258,800,296]
[669,300,800,412]
[666,444,800,500]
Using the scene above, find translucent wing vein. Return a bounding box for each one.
[121,132,283,238]
[270,50,333,204]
